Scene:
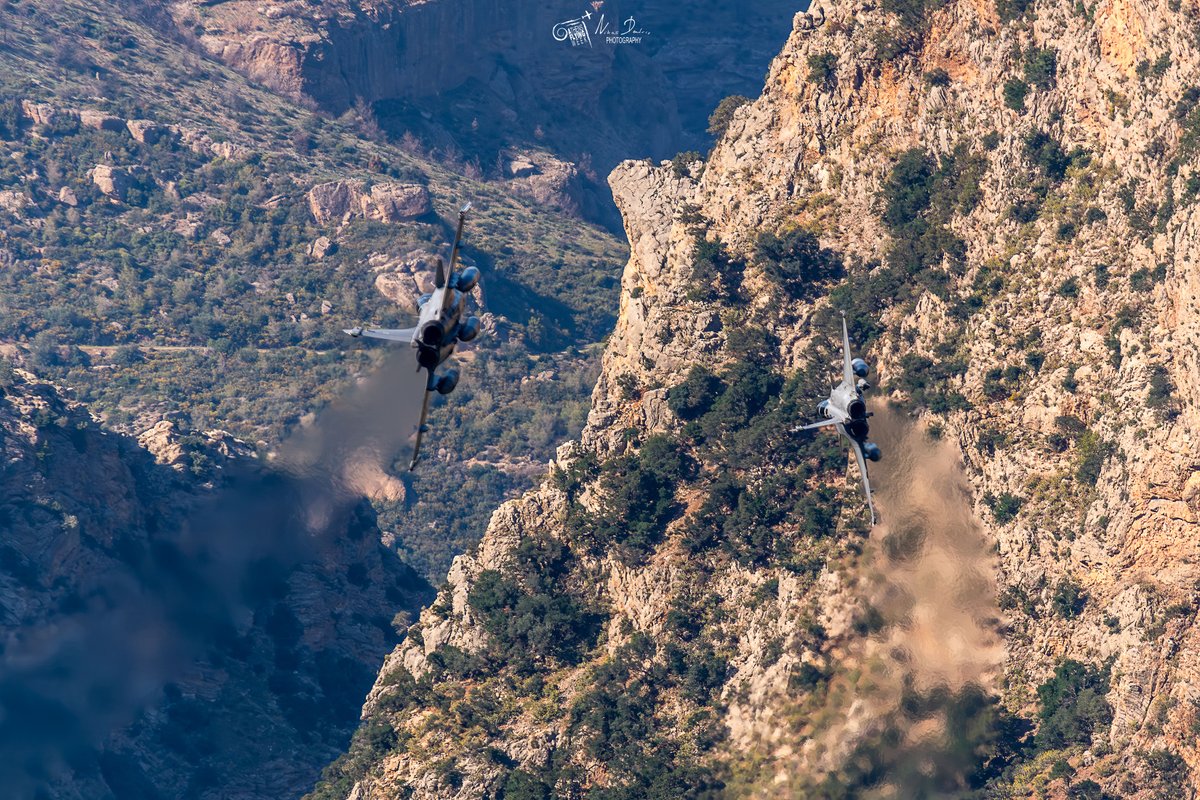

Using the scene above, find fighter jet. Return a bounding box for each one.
[795,312,881,525]
[345,203,482,469]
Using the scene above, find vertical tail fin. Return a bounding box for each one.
[840,312,855,387]
[447,204,469,273]
[441,204,470,310]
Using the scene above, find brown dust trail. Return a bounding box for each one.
[797,406,1006,798]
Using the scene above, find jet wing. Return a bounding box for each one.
[840,312,855,388]
[796,419,839,432]
[845,431,877,526]
[350,327,418,343]
[408,383,433,470]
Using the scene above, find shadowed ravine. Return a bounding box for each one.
[0,353,433,799]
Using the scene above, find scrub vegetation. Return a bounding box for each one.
[0,0,627,582]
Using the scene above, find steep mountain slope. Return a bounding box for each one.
[168,0,798,175]
[0,0,632,581]
[319,0,1200,797]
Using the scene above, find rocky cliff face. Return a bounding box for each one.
[0,367,432,799]
[318,0,1200,797]
[167,0,799,218]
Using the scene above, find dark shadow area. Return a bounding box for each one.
[0,359,435,800]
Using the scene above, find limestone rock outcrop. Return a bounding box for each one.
[89,164,140,199]
[307,180,431,225]
[137,417,255,470]
[325,0,1200,797]
[168,0,801,170]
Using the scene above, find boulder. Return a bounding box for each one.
[369,251,438,313]
[138,419,253,470]
[210,140,253,161]
[508,158,538,178]
[90,164,136,200]
[366,182,431,222]
[126,119,173,145]
[307,180,359,225]
[20,101,78,134]
[57,187,78,207]
[20,100,58,127]
[308,235,334,259]
[79,110,124,132]
[507,152,583,215]
[174,126,252,161]
[307,180,431,225]
[0,190,27,214]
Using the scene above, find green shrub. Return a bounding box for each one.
[1052,578,1087,618]
[616,373,641,400]
[670,151,702,178]
[985,492,1024,524]
[698,360,784,442]
[467,566,602,672]
[1035,659,1112,750]
[0,102,24,141]
[1076,431,1112,484]
[667,367,724,421]
[1143,749,1189,793]
[878,144,986,280]
[891,353,970,411]
[501,769,553,800]
[808,52,839,86]
[1023,48,1058,88]
[881,0,940,26]
[995,0,1035,21]
[574,438,692,563]
[687,236,744,302]
[1024,130,1071,180]
[882,149,935,229]
[753,228,844,300]
[1144,53,1171,78]
[1067,779,1114,800]
[638,435,696,483]
[568,637,728,797]
[706,95,751,139]
[1147,364,1176,416]
[1129,268,1153,291]
[923,68,951,87]
[1004,79,1029,111]
[1010,198,1042,222]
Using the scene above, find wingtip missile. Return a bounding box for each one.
[344,327,364,337]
